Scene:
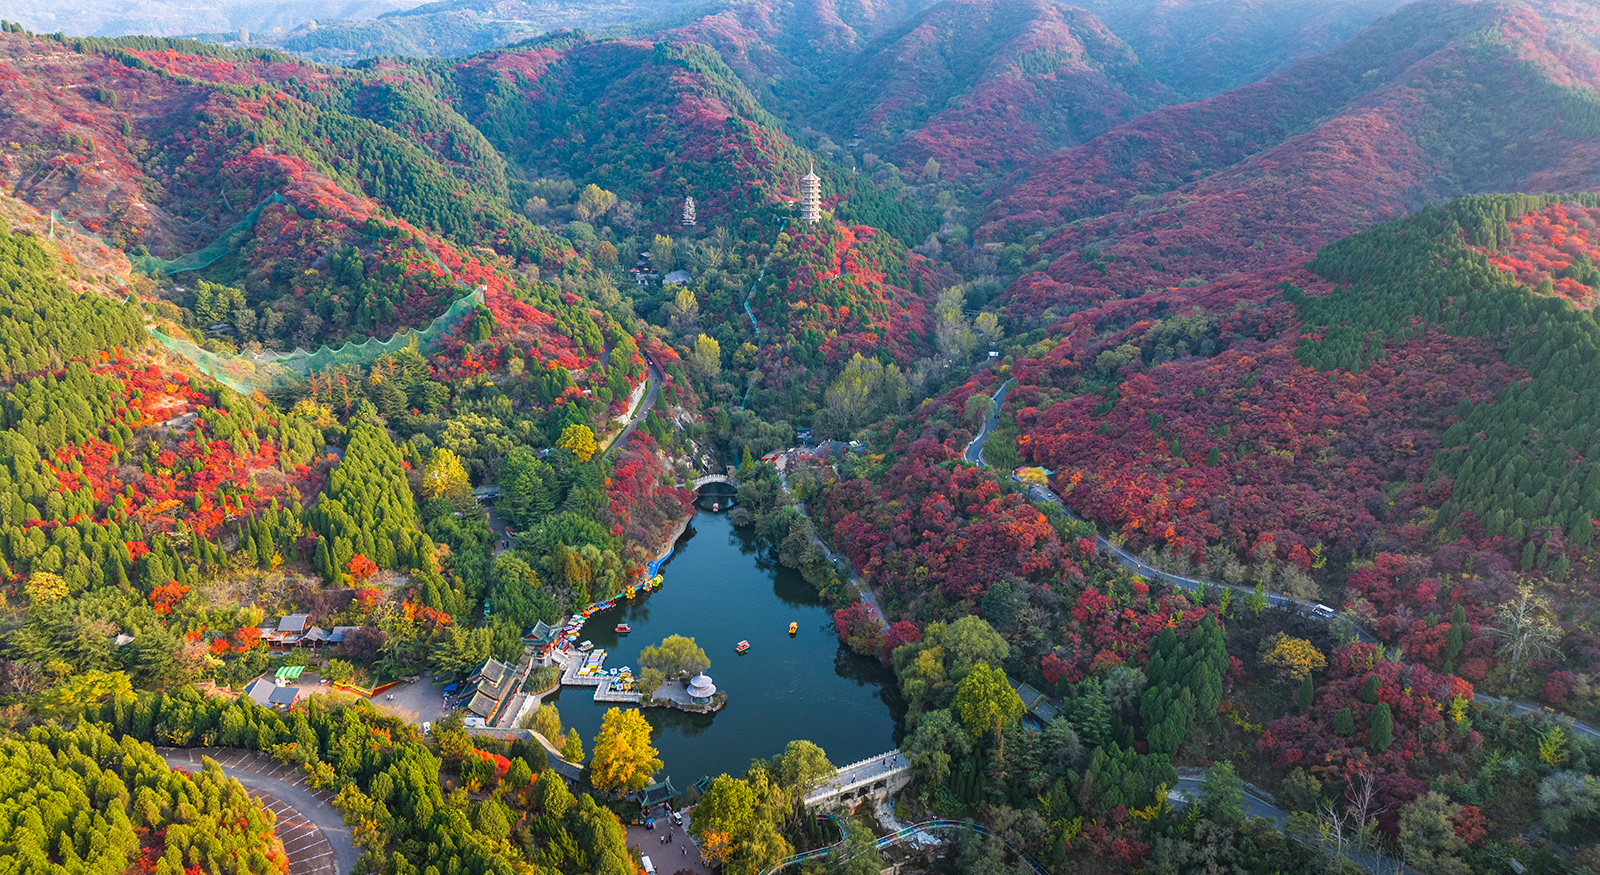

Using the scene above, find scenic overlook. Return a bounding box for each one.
[0,0,1598,873]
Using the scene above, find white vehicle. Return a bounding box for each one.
[1311,604,1337,620]
[671,811,682,825]
[421,721,432,736]
[640,856,655,875]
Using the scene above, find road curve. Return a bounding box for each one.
[968,418,1600,740]
[157,748,359,875]
[605,354,663,456]
[1170,773,1420,875]
[962,378,1015,465]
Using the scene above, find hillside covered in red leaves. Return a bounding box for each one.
[818,0,1175,178]
[982,0,1600,316]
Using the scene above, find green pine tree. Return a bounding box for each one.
[1369,704,1393,752]
[1359,675,1380,704]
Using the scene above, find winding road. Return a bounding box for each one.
[962,379,1014,465]
[961,388,1600,742]
[1168,776,1419,875]
[157,748,359,875]
[604,353,663,456]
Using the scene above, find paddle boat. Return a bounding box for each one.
[625,585,637,599]
[789,622,798,636]
[615,623,632,634]
[578,640,595,652]
[712,502,720,512]
[735,640,751,654]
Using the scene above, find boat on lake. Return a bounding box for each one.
[578,640,595,652]
[616,623,631,634]
[789,622,798,636]
[735,640,750,654]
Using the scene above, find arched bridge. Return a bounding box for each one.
[802,750,910,812]
[690,474,736,489]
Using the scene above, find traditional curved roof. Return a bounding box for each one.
[687,674,716,698]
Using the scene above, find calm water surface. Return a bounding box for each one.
[545,510,903,786]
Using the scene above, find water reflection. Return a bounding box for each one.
[546,511,904,783]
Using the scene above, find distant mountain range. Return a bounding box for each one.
[1,0,424,40]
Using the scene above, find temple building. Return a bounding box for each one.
[800,163,821,225]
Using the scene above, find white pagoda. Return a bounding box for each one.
[681,196,697,227]
[800,162,821,225]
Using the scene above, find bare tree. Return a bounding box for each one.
[1493,582,1562,686]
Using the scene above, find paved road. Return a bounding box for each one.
[605,354,662,456]
[1474,694,1600,741]
[1171,775,1285,825]
[463,727,583,781]
[961,378,1014,464]
[1170,772,1419,874]
[158,748,358,875]
[1012,469,1600,739]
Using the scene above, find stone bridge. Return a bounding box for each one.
[689,474,736,489]
[802,750,911,812]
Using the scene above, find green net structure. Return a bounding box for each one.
[133,193,489,395]
[130,193,293,275]
[150,288,484,395]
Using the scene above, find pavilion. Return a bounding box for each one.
[687,674,716,704]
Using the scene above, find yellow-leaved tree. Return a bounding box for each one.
[1261,633,1326,685]
[589,708,662,794]
[558,423,598,461]
[422,447,471,501]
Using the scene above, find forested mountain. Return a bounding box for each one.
[984,0,1600,317]
[449,33,817,225]
[1072,0,1414,99]
[264,0,713,64]
[5,3,1600,875]
[815,0,1176,178]
[4,0,420,41]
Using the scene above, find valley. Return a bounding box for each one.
[0,1,1599,874]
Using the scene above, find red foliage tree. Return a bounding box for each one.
[150,581,190,615]
[347,554,378,581]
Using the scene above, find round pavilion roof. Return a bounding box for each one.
[687,674,716,697]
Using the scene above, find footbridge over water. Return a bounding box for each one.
[689,474,736,489]
[802,750,911,812]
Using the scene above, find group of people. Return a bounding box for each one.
[651,808,690,859]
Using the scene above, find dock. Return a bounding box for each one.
[552,648,643,704]
[593,677,643,703]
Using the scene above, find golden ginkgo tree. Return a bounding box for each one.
[588,707,662,795]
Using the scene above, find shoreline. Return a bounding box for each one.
[645,512,692,577]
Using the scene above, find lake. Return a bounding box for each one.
[544,510,904,787]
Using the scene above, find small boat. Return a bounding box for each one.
[615,623,632,634]
[578,640,594,652]
[712,502,720,512]
[735,640,751,654]
[789,622,798,636]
